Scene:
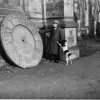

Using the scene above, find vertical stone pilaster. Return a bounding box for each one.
[85,0,89,27]
[92,0,100,36]
[19,0,23,7]
[63,0,79,60]
[23,0,28,12]
[64,0,73,19]
[63,0,77,47]
[26,0,43,28]
[42,0,47,26]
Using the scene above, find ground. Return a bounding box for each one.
[0,38,100,99]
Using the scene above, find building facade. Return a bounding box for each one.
[0,0,80,60]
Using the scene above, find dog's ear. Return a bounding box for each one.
[62,41,65,46]
[62,40,67,43]
[58,40,61,44]
[65,40,67,42]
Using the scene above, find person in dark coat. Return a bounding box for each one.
[96,22,100,38]
[49,20,65,63]
[39,26,50,59]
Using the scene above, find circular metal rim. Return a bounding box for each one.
[0,13,43,68]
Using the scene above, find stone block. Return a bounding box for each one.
[65,28,77,47]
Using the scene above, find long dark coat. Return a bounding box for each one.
[49,26,65,55]
[96,22,100,37]
[39,27,50,58]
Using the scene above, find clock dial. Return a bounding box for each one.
[0,13,43,68]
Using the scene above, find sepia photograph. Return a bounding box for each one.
[0,0,100,99]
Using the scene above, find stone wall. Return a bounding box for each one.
[46,0,64,18]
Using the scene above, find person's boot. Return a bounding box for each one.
[54,55,59,63]
[54,60,59,63]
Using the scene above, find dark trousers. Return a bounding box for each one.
[49,54,59,62]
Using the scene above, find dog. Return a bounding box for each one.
[57,40,72,65]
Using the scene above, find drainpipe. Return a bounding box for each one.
[43,0,46,26]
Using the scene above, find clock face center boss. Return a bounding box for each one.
[0,13,43,68]
[12,25,35,56]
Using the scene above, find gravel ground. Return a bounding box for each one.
[0,39,100,99]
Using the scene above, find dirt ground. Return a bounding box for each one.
[0,38,100,99]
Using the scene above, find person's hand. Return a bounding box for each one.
[57,41,59,44]
[57,41,61,46]
[46,32,50,37]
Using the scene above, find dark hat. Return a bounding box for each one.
[53,20,59,24]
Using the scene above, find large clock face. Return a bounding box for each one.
[0,13,43,68]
